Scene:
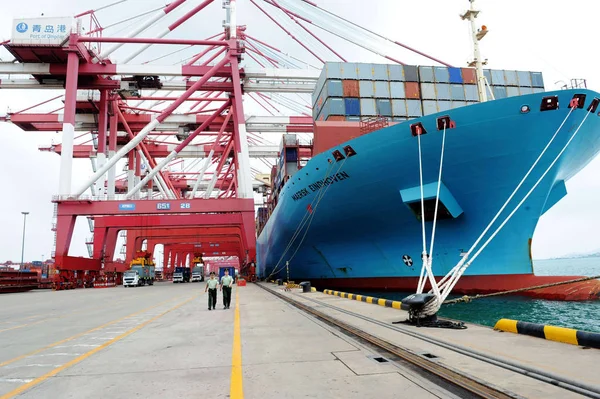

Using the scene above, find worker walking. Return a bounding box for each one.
[220,268,234,309]
[205,272,219,310]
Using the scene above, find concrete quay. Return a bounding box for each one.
[0,282,598,398]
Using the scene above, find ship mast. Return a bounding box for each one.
[461,0,488,102]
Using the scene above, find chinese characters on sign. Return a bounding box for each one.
[11,17,73,46]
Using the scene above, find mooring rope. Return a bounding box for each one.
[443,275,600,304]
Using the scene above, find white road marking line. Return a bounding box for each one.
[0,378,34,383]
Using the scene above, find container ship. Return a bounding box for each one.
[255,60,600,301]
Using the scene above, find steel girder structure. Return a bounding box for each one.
[0,0,268,286]
[1,0,454,289]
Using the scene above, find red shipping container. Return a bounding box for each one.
[327,115,346,121]
[342,80,360,97]
[313,121,401,156]
[461,68,477,84]
[404,82,420,99]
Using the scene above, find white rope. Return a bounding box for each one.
[415,129,429,294]
[283,158,348,267]
[434,105,577,293]
[266,160,338,278]
[423,107,591,316]
[419,122,447,298]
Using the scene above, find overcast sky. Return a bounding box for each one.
[1,0,599,264]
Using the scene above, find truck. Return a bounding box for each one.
[191,266,204,282]
[173,266,191,283]
[191,254,205,282]
[124,251,156,287]
[123,265,155,287]
[218,266,236,283]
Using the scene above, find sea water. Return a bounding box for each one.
[361,256,600,333]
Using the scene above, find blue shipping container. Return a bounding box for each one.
[317,97,345,120]
[420,83,436,100]
[374,81,390,98]
[464,85,478,101]
[359,80,374,97]
[327,80,344,97]
[506,86,520,97]
[406,99,423,116]
[341,63,358,79]
[373,64,389,81]
[505,70,518,86]
[448,67,463,84]
[422,100,438,115]
[517,71,532,87]
[344,98,361,116]
[357,63,374,80]
[451,101,467,109]
[419,66,434,82]
[490,70,506,86]
[388,64,404,81]
[434,67,450,83]
[450,84,466,100]
[360,98,377,116]
[392,99,407,116]
[492,86,507,99]
[376,99,392,116]
[435,83,451,100]
[390,81,406,98]
[531,72,544,88]
[438,100,451,112]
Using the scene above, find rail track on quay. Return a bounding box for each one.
[257,283,600,399]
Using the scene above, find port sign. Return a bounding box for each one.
[11,17,74,46]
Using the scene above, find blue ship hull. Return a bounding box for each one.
[257,89,600,297]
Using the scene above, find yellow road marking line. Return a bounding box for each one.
[0,291,166,334]
[0,294,186,368]
[230,287,243,399]
[0,320,48,334]
[0,294,198,399]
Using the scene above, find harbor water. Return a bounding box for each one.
[359,256,600,333]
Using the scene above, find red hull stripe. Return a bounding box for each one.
[308,274,600,301]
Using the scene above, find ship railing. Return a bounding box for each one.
[359,115,389,134]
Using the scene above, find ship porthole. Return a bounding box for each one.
[521,105,530,113]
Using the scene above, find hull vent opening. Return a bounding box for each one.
[408,198,453,222]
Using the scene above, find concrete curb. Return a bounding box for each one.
[323,289,402,310]
[494,318,600,349]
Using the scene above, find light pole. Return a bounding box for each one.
[20,212,29,269]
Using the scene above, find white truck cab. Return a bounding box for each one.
[123,270,140,287]
[173,272,184,283]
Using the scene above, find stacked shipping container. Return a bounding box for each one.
[312,62,545,121]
